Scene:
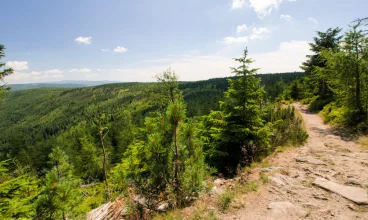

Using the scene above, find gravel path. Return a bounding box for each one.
[223,104,368,220]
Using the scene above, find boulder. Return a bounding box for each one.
[157,203,169,212]
[87,199,126,220]
[313,178,368,205]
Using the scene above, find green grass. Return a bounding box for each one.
[217,191,234,212]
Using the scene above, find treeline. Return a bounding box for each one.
[281,19,368,130]
[0,44,307,219]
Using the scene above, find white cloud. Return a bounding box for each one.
[280,14,292,21]
[232,0,246,9]
[101,48,110,52]
[237,24,249,33]
[70,68,91,73]
[6,61,29,71]
[222,36,249,44]
[221,26,271,44]
[308,17,318,26]
[113,46,128,53]
[250,27,271,40]
[104,40,309,82]
[232,0,296,18]
[252,27,270,35]
[74,36,92,45]
[45,69,62,74]
[248,0,282,18]
[252,41,309,73]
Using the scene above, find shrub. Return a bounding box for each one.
[217,191,234,212]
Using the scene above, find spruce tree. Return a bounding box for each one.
[214,49,271,175]
[300,27,342,110]
[0,44,14,99]
[35,147,81,220]
[0,160,39,219]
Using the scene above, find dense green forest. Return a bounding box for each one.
[0,72,304,173]
[0,41,308,218]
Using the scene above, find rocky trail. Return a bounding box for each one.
[220,104,368,220]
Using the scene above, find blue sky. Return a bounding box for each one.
[1,0,367,83]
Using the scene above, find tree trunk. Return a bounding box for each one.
[173,123,180,206]
[98,105,110,200]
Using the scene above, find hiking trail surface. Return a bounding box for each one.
[222,104,368,220]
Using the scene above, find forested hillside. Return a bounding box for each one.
[0,43,308,219]
[0,72,303,172]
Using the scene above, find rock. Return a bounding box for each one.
[270,176,285,186]
[269,173,294,187]
[313,193,329,200]
[268,201,308,218]
[302,203,319,209]
[214,178,226,186]
[157,203,169,212]
[345,179,362,186]
[87,199,126,220]
[134,195,148,207]
[313,178,368,205]
[261,167,282,173]
[296,156,327,165]
[209,186,224,196]
[347,204,357,211]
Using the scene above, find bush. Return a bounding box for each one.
[217,191,234,212]
[264,105,308,149]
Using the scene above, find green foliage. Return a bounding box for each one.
[0,45,13,100]
[202,49,271,175]
[0,160,39,219]
[300,27,342,110]
[316,23,368,128]
[264,105,308,148]
[35,147,82,220]
[115,71,208,208]
[217,190,234,212]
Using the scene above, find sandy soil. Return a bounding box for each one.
[220,104,368,220]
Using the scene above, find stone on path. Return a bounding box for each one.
[296,156,327,165]
[313,178,368,205]
[268,201,308,219]
[261,167,282,173]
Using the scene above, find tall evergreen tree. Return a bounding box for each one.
[0,44,14,99]
[319,23,368,125]
[301,28,342,110]
[215,49,271,175]
[35,147,81,220]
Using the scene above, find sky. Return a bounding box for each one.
[1,0,367,84]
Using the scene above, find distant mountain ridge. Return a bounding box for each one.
[7,80,120,91]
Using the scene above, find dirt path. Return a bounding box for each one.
[222,104,368,220]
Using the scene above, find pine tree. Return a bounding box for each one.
[35,147,81,220]
[319,23,368,125]
[0,160,39,219]
[0,45,14,99]
[211,49,271,175]
[117,69,207,209]
[300,28,342,110]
